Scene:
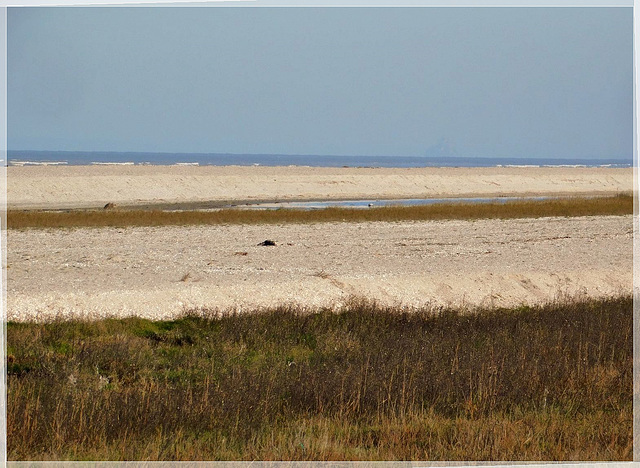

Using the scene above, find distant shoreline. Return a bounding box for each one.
[6,150,632,169]
[7,164,633,211]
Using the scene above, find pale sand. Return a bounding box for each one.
[7,165,633,320]
[7,165,633,210]
[7,216,632,321]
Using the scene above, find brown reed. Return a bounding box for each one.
[7,193,633,229]
[6,295,632,460]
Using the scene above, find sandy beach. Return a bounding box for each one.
[7,165,633,210]
[7,216,632,321]
[6,165,633,321]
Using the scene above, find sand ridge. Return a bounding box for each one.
[7,165,632,210]
[7,215,632,321]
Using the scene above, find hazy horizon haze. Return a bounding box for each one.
[8,6,633,160]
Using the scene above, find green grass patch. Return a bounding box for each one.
[7,296,632,460]
[7,194,633,229]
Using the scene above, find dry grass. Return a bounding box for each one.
[7,295,632,460]
[7,194,633,229]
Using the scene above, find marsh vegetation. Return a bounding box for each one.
[7,295,632,460]
[7,194,633,229]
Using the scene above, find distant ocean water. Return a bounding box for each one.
[6,151,633,168]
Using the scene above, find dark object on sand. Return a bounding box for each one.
[103,202,117,210]
[258,240,276,246]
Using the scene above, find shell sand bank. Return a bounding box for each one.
[7,165,633,320]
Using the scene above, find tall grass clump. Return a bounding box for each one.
[7,194,632,229]
[7,295,632,460]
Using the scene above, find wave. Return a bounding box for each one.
[10,160,68,166]
[7,151,633,169]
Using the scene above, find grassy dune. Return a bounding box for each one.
[7,193,633,229]
[7,296,632,460]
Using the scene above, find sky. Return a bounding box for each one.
[8,6,633,159]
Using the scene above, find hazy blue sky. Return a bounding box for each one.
[8,7,632,159]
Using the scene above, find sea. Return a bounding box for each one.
[6,150,633,168]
